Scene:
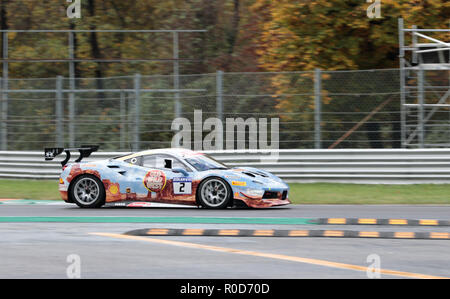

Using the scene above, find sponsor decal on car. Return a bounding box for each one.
[173,177,193,195]
[143,169,167,192]
[109,185,119,195]
[232,181,247,186]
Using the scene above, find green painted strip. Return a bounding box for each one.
[0,200,60,205]
[0,216,318,225]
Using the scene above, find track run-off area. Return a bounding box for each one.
[0,200,449,279]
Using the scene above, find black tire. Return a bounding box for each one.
[196,177,232,209]
[69,174,105,208]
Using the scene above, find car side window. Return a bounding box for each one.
[143,155,157,168]
[171,157,190,171]
[143,154,189,171]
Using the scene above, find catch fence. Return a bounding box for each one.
[0,68,449,151]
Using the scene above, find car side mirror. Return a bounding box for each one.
[172,168,189,176]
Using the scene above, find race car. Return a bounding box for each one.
[44,146,290,209]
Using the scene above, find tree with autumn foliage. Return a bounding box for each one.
[250,0,450,148]
[252,0,450,71]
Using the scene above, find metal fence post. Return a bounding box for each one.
[68,31,76,148]
[314,68,322,149]
[120,91,126,150]
[134,73,141,151]
[2,32,8,151]
[68,90,75,148]
[0,77,5,150]
[173,31,181,119]
[398,18,407,148]
[417,67,425,148]
[56,76,64,147]
[128,92,133,151]
[412,25,418,64]
[216,70,223,122]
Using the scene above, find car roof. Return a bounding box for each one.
[115,148,202,161]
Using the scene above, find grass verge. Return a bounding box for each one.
[0,179,61,200]
[288,183,450,204]
[0,179,449,204]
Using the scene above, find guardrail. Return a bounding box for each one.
[1,149,450,183]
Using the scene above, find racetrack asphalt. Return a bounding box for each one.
[0,203,449,279]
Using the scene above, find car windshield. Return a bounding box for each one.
[184,154,228,171]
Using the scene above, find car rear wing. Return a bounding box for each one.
[44,145,99,167]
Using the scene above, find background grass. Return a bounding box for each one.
[0,180,61,200]
[0,179,449,204]
[288,183,450,204]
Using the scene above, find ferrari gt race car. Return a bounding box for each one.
[45,146,290,209]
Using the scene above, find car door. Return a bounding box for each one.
[140,154,195,203]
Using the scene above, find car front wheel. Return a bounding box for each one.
[197,177,232,209]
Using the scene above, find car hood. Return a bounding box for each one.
[210,166,288,189]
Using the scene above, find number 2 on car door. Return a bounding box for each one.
[173,178,192,194]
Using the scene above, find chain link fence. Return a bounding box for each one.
[0,68,449,151]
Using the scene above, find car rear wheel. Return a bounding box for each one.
[197,177,231,209]
[70,175,105,208]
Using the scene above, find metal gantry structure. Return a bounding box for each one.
[0,29,206,151]
[398,18,450,148]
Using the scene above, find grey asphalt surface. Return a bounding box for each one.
[0,204,449,279]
